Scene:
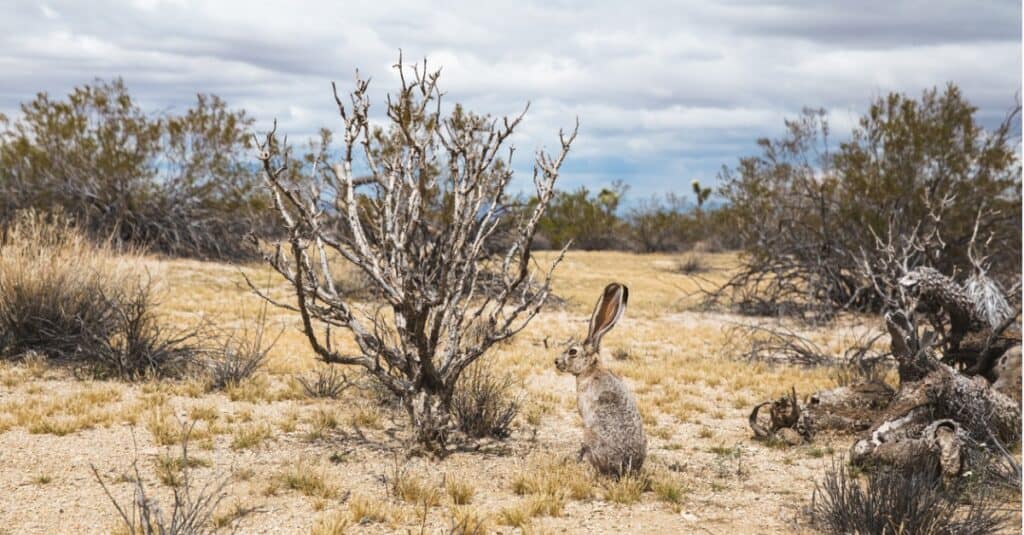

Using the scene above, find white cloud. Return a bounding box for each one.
[0,0,1019,199]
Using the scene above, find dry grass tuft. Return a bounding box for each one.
[499,494,565,527]
[348,404,383,430]
[511,455,595,501]
[145,406,185,446]
[230,422,272,450]
[651,471,688,510]
[310,510,350,535]
[449,506,490,534]
[305,405,340,441]
[445,474,476,505]
[0,211,205,379]
[224,374,277,403]
[297,365,354,399]
[602,471,651,505]
[348,494,396,525]
[154,450,210,487]
[273,461,339,500]
[0,211,136,361]
[207,301,280,391]
[389,466,441,506]
[674,254,711,275]
[0,383,130,436]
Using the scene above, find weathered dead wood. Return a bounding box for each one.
[845,309,1021,475]
[805,381,894,432]
[746,206,1021,484]
[749,381,894,443]
[853,419,969,478]
[749,387,808,445]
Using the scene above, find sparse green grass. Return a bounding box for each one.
[711,444,749,480]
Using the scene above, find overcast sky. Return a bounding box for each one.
[1,1,1020,200]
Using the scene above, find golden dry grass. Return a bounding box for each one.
[2,249,1014,534]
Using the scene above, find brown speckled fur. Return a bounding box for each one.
[993,345,1022,402]
[555,283,646,476]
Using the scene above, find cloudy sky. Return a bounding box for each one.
[1,1,1020,200]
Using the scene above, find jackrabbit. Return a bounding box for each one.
[555,282,646,476]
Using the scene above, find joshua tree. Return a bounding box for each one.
[251,56,576,450]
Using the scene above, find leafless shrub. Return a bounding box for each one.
[0,210,134,361]
[332,265,566,308]
[92,426,248,535]
[726,323,836,367]
[451,360,522,439]
[810,459,1005,535]
[86,280,204,380]
[249,55,574,451]
[207,303,281,391]
[976,435,1022,496]
[297,366,355,399]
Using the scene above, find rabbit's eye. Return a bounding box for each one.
[568,348,578,356]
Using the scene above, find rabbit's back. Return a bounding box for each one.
[577,369,646,475]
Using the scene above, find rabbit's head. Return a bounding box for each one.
[555,282,628,376]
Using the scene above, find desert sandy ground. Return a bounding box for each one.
[0,251,1017,534]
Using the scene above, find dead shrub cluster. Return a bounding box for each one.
[205,303,281,391]
[810,459,1005,535]
[0,211,201,379]
[450,359,522,439]
[296,366,355,399]
[93,427,248,534]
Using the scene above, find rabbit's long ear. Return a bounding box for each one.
[586,283,628,350]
